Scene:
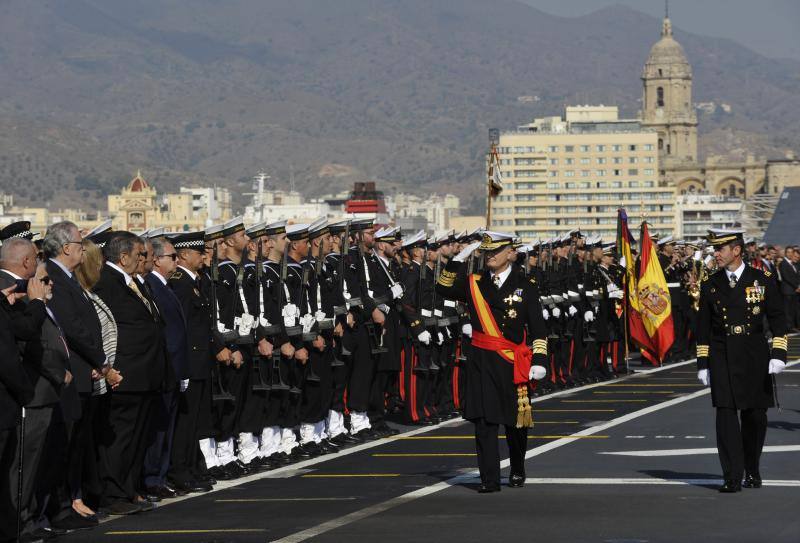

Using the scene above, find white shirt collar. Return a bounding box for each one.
[1,269,23,281]
[106,262,133,286]
[150,270,168,286]
[177,265,197,281]
[49,258,72,279]
[491,265,513,288]
[728,261,746,281]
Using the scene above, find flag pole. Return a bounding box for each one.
[486,129,500,229]
[622,272,631,375]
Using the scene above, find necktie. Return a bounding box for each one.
[493,274,502,288]
[729,273,737,288]
[129,280,153,314]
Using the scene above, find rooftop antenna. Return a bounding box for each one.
[665,0,669,19]
[289,164,296,193]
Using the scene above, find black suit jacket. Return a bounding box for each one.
[170,269,215,380]
[46,259,105,394]
[0,303,33,429]
[778,259,800,296]
[93,264,166,392]
[146,273,188,382]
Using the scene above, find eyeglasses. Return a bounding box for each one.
[64,241,85,251]
[139,251,148,258]
[158,253,178,261]
[40,276,51,285]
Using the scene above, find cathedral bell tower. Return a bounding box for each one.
[641,15,698,164]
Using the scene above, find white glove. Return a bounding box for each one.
[552,294,564,304]
[697,369,709,387]
[390,283,404,299]
[180,379,189,392]
[453,241,481,262]
[437,332,444,345]
[552,307,561,318]
[529,365,547,381]
[542,308,549,321]
[584,310,594,322]
[461,323,472,337]
[768,359,786,375]
[568,305,578,317]
[417,331,431,345]
[619,256,626,268]
[608,290,624,300]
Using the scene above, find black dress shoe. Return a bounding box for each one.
[195,472,217,485]
[51,510,99,530]
[508,473,526,488]
[103,500,142,515]
[318,440,340,454]
[477,483,501,493]
[141,491,162,502]
[273,452,292,465]
[742,473,762,489]
[133,498,156,512]
[718,479,742,493]
[337,433,362,444]
[296,442,322,459]
[159,483,180,498]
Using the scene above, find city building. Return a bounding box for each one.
[107,171,231,233]
[490,14,800,241]
[392,192,460,232]
[0,193,104,235]
[674,194,743,242]
[491,106,675,240]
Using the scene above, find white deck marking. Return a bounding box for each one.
[600,445,800,457]
[270,386,711,542]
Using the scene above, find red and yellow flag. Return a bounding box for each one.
[631,222,675,365]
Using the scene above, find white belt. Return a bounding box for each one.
[443,300,456,308]
[666,282,680,288]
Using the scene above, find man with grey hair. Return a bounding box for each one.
[142,235,194,499]
[94,231,166,514]
[44,221,108,521]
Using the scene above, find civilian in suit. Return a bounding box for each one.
[0,241,93,535]
[168,232,219,492]
[0,288,34,543]
[778,247,800,330]
[142,237,193,499]
[43,221,108,519]
[93,232,166,515]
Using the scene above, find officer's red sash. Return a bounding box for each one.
[469,274,532,386]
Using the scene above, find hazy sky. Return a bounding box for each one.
[518,0,800,60]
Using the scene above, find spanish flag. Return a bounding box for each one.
[632,222,675,365]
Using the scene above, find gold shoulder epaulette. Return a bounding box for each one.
[437,269,457,288]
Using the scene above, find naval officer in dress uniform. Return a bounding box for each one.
[436,231,548,493]
[696,229,788,492]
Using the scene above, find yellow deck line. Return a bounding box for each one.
[601,383,700,387]
[392,435,608,440]
[215,497,358,503]
[534,409,615,412]
[302,473,402,478]
[561,399,648,403]
[107,529,266,535]
[372,453,477,457]
[592,392,674,395]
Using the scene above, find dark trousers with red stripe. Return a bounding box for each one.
[402,340,432,423]
[473,417,527,487]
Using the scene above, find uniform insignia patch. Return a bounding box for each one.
[752,306,761,315]
[764,270,772,277]
[507,308,517,319]
[172,271,183,279]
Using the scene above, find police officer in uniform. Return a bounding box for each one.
[436,231,548,492]
[696,229,788,492]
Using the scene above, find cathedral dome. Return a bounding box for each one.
[644,18,691,76]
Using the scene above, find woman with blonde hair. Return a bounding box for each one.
[70,239,123,518]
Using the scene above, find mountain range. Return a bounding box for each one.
[0,0,798,212]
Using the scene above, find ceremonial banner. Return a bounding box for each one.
[633,222,675,364]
